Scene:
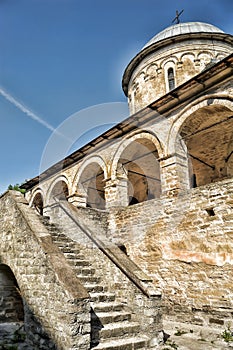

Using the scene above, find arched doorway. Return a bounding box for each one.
[0,264,24,323]
[78,163,105,209]
[116,137,161,205]
[31,192,44,215]
[179,105,233,187]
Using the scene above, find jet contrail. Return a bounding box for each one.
[0,86,58,133]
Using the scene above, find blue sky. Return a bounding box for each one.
[0,0,232,193]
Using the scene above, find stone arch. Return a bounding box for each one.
[179,52,196,74]
[0,264,24,323]
[73,156,107,210]
[167,97,233,154]
[180,52,195,61]
[145,63,158,77]
[197,50,214,60]
[30,189,44,215]
[197,51,215,70]
[46,175,69,205]
[169,97,233,188]
[161,55,178,68]
[216,53,226,61]
[72,156,108,191]
[133,71,146,86]
[111,131,163,205]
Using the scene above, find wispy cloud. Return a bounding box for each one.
[0,86,57,133]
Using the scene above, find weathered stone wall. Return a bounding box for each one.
[107,178,233,327]
[0,191,90,350]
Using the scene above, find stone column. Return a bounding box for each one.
[104,176,129,209]
[160,153,190,196]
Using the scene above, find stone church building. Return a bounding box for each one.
[0,21,233,349]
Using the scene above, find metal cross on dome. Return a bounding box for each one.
[172,9,184,24]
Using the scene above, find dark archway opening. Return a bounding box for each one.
[32,193,44,215]
[0,264,24,323]
[179,105,233,187]
[51,180,69,202]
[79,163,106,210]
[117,138,161,205]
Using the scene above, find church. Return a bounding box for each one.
[0,20,233,349]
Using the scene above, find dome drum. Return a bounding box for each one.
[122,22,233,114]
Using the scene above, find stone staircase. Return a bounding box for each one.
[42,217,150,350]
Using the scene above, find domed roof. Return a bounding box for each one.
[143,22,224,49]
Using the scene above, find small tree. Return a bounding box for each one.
[8,184,26,194]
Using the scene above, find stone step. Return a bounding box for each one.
[63,248,83,254]
[47,229,62,236]
[98,321,140,340]
[92,302,125,313]
[40,216,50,223]
[90,293,115,303]
[91,310,131,324]
[75,267,96,276]
[63,253,86,260]
[54,241,76,248]
[51,233,68,239]
[91,336,149,350]
[60,247,77,253]
[77,275,101,283]
[53,240,71,247]
[209,300,233,309]
[71,260,92,267]
[86,284,106,293]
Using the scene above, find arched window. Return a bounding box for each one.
[168,67,175,91]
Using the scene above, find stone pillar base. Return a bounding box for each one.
[68,192,87,208]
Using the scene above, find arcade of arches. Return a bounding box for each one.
[29,103,233,214]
